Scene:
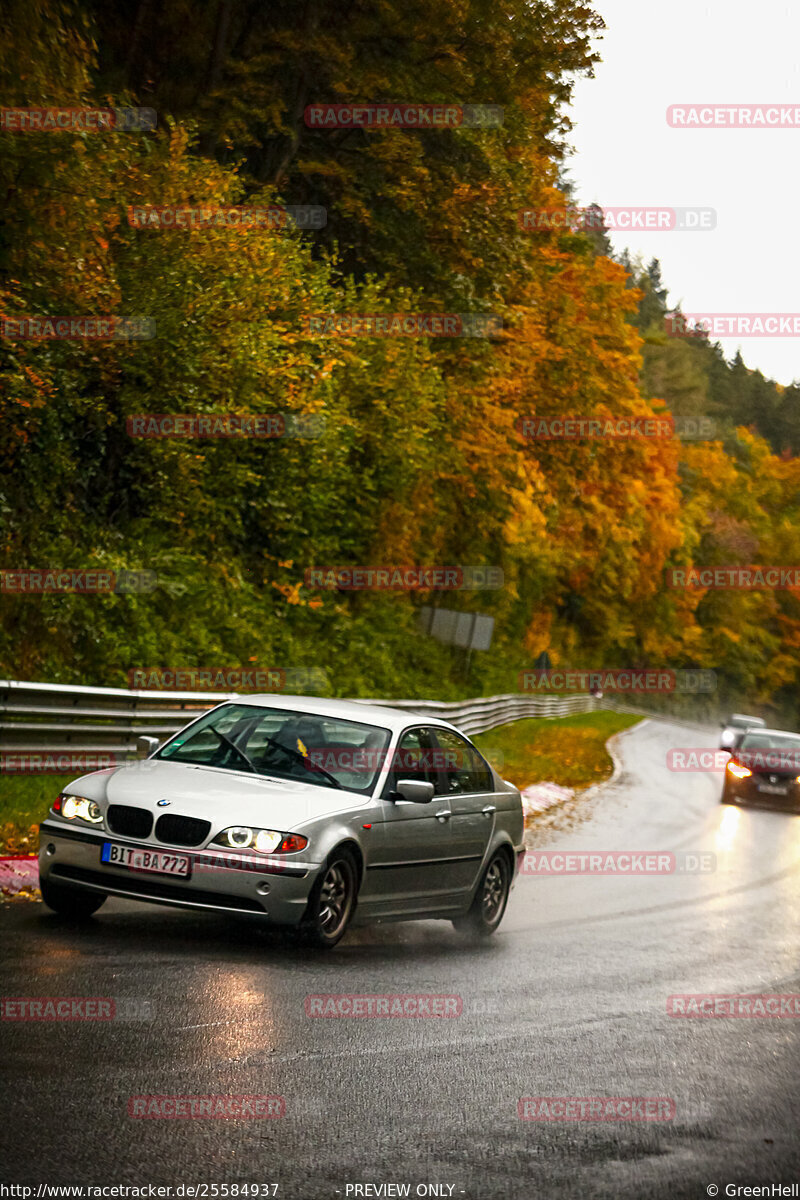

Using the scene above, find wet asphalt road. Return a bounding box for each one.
[1,718,799,1199]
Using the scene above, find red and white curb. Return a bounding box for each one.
[520,781,575,818]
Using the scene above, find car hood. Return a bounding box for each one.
[67,759,366,831]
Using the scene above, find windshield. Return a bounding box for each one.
[738,733,800,751]
[155,703,392,793]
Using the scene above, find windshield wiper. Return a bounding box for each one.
[208,727,258,774]
[260,735,343,789]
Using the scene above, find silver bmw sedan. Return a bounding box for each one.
[38,696,524,948]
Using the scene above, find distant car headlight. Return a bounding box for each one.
[55,793,104,825]
[726,761,752,780]
[211,827,308,854]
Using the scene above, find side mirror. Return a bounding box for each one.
[136,735,160,759]
[394,779,435,804]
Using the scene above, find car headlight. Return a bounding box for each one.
[726,761,752,780]
[211,827,308,854]
[54,793,104,825]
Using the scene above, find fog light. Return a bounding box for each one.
[46,843,56,856]
[256,882,270,896]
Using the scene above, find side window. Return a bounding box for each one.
[431,728,494,795]
[383,727,435,797]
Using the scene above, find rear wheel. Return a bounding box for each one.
[299,850,358,949]
[40,878,106,918]
[452,851,511,937]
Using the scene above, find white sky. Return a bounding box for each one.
[566,0,800,385]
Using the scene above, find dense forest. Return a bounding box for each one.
[1,0,798,719]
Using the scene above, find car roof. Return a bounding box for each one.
[738,727,800,739]
[208,693,462,735]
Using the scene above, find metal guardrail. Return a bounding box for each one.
[0,680,236,757]
[355,692,598,736]
[0,679,600,759]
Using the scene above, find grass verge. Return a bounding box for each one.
[473,710,640,792]
[0,775,73,855]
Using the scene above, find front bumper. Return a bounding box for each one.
[38,820,318,924]
[724,778,800,810]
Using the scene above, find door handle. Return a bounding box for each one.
[436,809,453,822]
[482,805,496,817]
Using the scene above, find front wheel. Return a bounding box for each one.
[299,851,358,949]
[40,878,107,918]
[453,851,511,937]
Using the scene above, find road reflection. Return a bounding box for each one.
[714,805,741,853]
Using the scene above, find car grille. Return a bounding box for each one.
[107,805,153,839]
[52,865,265,913]
[155,814,211,847]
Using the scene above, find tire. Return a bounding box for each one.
[299,850,358,949]
[452,851,511,937]
[40,877,107,918]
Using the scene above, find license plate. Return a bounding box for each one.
[758,784,788,796]
[101,842,191,878]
